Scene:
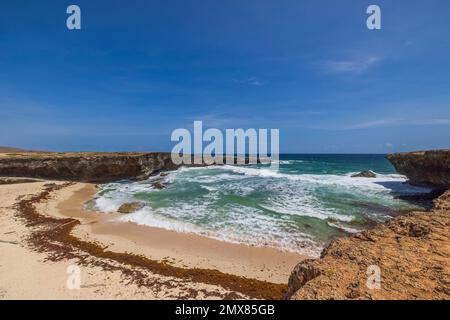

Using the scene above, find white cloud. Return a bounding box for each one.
[188,113,253,128]
[324,56,381,75]
[233,77,265,86]
[339,118,450,130]
[344,118,400,129]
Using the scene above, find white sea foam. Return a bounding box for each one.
[327,221,361,234]
[279,160,304,164]
[200,185,218,192]
[118,207,205,234]
[222,165,430,194]
[115,202,322,256]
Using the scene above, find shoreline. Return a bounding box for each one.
[0,180,303,299]
[55,183,306,284]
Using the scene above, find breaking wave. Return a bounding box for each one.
[92,156,430,256]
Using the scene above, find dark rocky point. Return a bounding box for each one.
[351,170,376,178]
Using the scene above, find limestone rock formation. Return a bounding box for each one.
[387,150,450,189]
[286,191,450,300]
[0,152,178,183]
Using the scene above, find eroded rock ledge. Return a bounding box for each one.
[0,152,265,183]
[286,150,450,300]
[387,149,450,189]
[0,152,177,183]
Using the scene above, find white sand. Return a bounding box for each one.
[0,181,305,299]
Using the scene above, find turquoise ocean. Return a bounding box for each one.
[93,154,431,257]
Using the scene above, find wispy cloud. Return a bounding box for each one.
[232,76,265,86]
[187,113,255,128]
[334,118,450,130]
[344,118,400,129]
[323,56,381,75]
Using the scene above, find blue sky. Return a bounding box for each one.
[1,0,449,153]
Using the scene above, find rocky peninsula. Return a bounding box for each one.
[0,151,264,183]
[0,152,177,183]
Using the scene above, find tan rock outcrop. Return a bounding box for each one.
[387,150,450,189]
[117,202,145,214]
[286,191,449,299]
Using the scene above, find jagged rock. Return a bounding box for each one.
[286,190,450,300]
[387,150,450,189]
[151,181,166,190]
[117,202,145,214]
[351,170,376,178]
[433,190,450,211]
[284,260,321,299]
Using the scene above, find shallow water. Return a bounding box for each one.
[93,154,430,257]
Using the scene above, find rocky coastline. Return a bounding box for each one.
[0,152,177,183]
[0,152,265,183]
[286,150,450,300]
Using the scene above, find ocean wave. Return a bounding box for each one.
[279,160,305,164]
[327,221,361,234]
[221,165,430,194]
[116,204,322,256]
[92,162,428,256]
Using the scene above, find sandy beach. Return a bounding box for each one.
[0,180,304,299]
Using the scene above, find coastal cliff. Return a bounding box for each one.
[286,150,450,300]
[0,152,178,183]
[0,152,263,183]
[387,150,450,189]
